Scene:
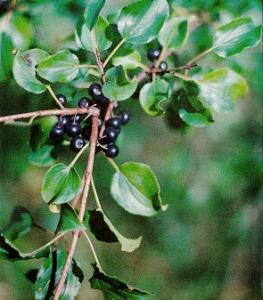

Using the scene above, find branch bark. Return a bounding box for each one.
[0,107,99,123]
[53,115,99,300]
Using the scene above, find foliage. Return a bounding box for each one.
[0,0,261,299]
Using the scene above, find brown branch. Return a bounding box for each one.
[0,107,99,123]
[53,115,99,300]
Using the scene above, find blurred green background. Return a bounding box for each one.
[0,0,262,299]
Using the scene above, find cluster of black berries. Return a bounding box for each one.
[49,83,130,158]
[147,48,168,75]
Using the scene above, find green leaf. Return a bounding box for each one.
[102,66,138,101]
[30,116,58,152]
[193,68,249,112]
[90,264,151,299]
[37,49,79,83]
[41,163,81,205]
[118,0,169,45]
[76,16,112,53]
[28,145,56,167]
[7,13,33,50]
[13,49,49,94]
[56,204,84,234]
[112,45,141,70]
[139,79,171,116]
[179,109,211,128]
[111,162,167,217]
[0,233,49,261]
[0,33,14,82]
[159,17,188,49]
[34,250,84,300]
[85,209,142,253]
[84,0,106,30]
[213,17,261,58]
[2,206,33,241]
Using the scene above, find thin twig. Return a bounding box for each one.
[99,102,115,138]
[91,177,102,210]
[82,230,103,271]
[184,48,213,76]
[103,38,126,68]
[53,115,99,300]
[0,107,98,123]
[68,142,90,169]
[46,85,64,109]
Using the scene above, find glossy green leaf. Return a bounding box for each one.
[139,79,171,116]
[7,13,33,49]
[76,16,112,52]
[56,204,84,233]
[28,145,56,167]
[30,116,58,152]
[111,162,167,217]
[179,109,211,128]
[2,207,33,241]
[41,163,81,205]
[0,32,14,82]
[90,264,151,299]
[34,250,84,300]
[193,68,249,112]
[213,17,261,57]
[84,0,106,30]
[13,49,49,94]
[159,17,188,49]
[112,46,141,70]
[102,66,138,101]
[85,209,142,252]
[0,233,49,261]
[37,49,79,83]
[118,0,169,44]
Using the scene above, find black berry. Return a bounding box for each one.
[70,114,83,124]
[78,97,90,109]
[56,94,67,106]
[89,83,102,98]
[119,110,130,125]
[65,123,81,137]
[82,126,91,140]
[104,126,119,143]
[106,117,122,129]
[158,61,168,75]
[70,137,86,152]
[95,95,109,106]
[50,124,64,143]
[147,48,161,62]
[58,115,69,127]
[104,144,119,158]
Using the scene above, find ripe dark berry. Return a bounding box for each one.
[50,124,64,143]
[70,137,86,152]
[106,117,121,129]
[65,123,81,137]
[104,144,119,158]
[70,114,83,124]
[104,126,119,143]
[78,97,90,109]
[96,95,109,106]
[158,61,168,75]
[147,48,161,62]
[56,94,67,106]
[89,83,102,98]
[119,110,130,125]
[58,115,69,127]
[82,126,91,140]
